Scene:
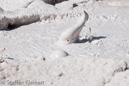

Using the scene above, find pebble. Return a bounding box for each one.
[50,50,68,60]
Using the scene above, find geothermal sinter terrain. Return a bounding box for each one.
[0,0,129,86]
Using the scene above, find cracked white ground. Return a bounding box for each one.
[0,0,129,86]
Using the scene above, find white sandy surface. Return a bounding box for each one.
[0,0,129,86]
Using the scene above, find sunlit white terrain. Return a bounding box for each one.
[0,0,129,86]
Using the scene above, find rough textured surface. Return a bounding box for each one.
[0,0,58,30]
[0,0,129,86]
[0,56,128,86]
[0,0,87,30]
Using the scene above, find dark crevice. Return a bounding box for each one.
[44,0,68,5]
[7,19,40,31]
[8,23,17,30]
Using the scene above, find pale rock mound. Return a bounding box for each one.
[0,0,57,30]
[0,0,89,30]
[58,11,89,44]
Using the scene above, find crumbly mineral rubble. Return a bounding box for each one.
[0,0,129,86]
[0,56,129,86]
